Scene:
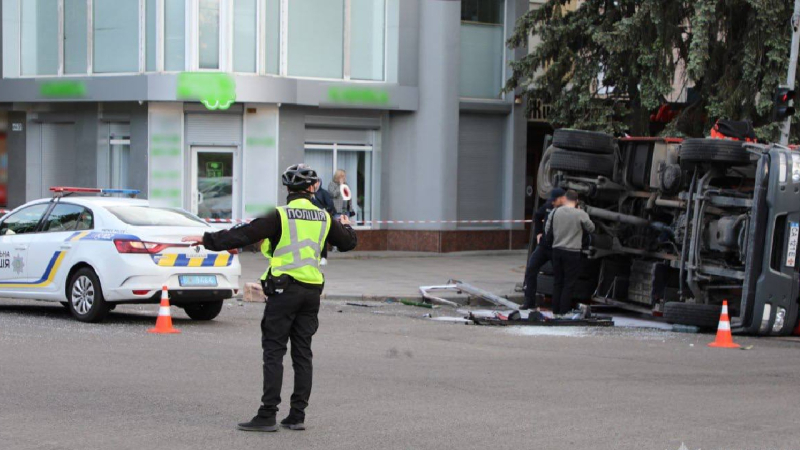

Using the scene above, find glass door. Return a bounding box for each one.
[190,147,238,220]
[304,143,373,226]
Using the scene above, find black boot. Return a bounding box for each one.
[280,414,306,431]
[237,415,278,432]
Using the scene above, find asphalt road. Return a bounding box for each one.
[2,299,799,450]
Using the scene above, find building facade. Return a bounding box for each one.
[0,0,528,252]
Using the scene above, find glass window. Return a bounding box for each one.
[21,0,59,76]
[0,204,49,235]
[288,0,344,79]
[350,0,385,81]
[93,0,140,73]
[164,0,186,71]
[233,0,257,72]
[64,0,88,74]
[198,0,220,69]
[42,204,93,232]
[146,0,157,71]
[304,145,372,223]
[3,0,21,77]
[459,0,505,98]
[265,0,280,74]
[106,206,210,228]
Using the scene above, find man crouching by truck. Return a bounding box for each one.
[521,188,566,310]
[545,190,595,318]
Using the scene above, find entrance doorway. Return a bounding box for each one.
[190,146,238,220]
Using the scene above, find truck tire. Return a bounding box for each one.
[537,146,557,199]
[679,139,751,167]
[663,302,721,329]
[552,129,616,154]
[550,148,615,177]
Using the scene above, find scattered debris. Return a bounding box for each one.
[672,324,700,334]
[740,345,755,350]
[243,282,266,303]
[420,280,518,310]
[346,302,375,308]
[400,299,435,309]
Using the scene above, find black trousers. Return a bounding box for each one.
[257,283,321,420]
[523,245,551,307]
[551,249,582,315]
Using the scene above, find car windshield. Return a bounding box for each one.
[106,206,210,228]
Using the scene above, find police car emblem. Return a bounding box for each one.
[12,254,24,275]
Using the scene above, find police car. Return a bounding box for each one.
[0,187,240,323]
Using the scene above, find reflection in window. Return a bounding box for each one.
[288,0,344,79]
[350,0,385,81]
[94,0,139,73]
[459,0,505,98]
[265,0,280,74]
[199,0,220,69]
[165,0,186,71]
[304,145,372,223]
[233,0,257,72]
[21,0,59,76]
[146,0,157,71]
[0,204,49,235]
[42,204,93,232]
[64,0,88,74]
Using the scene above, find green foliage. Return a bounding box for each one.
[506,0,797,141]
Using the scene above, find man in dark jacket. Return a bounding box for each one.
[521,188,566,310]
[183,164,357,432]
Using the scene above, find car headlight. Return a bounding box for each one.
[792,154,800,183]
[773,307,787,333]
[779,153,787,184]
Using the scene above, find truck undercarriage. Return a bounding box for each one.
[535,129,800,336]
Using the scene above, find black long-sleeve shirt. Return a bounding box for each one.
[202,193,357,254]
[533,199,555,238]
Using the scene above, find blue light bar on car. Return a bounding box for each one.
[101,189,141,195]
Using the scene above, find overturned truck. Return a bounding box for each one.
[536,129,800,335]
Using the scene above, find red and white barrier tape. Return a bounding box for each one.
[203,218,532,225]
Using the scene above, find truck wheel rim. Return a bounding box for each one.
[71,276,95,315]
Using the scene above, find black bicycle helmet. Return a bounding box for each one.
[282,163,319,191]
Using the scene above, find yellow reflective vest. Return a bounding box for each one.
[260,198,331,285]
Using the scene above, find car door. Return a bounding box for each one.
[0,203,51,287]
[26,203,94,294]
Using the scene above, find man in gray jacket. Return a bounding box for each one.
[544,190,595,318]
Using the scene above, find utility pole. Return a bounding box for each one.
[780,0,800,145]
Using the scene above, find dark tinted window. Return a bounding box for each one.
[461,0,504,24]
[42,204,94,232]
[106,206,209,228]
[0,204,50,235]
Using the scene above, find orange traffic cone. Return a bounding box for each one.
[148,285,180,334]
[708,300,739,348]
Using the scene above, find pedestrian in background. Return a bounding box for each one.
[328,169,355,220]
[545,190,595,318]
[311,178,337,266]
[521,188,566,311]
[183,164,357,432]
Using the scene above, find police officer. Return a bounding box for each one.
[183,164,357,432]
[521,188,566,310]
[545,190,594,318]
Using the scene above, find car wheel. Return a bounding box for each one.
[182,300,224,321]
[679,139,751,167]
[67,268,110,323]
[663,302,721,329]
[552,129,616,154]
[549,147,616,177]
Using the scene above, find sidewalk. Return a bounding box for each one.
[236,250,529,301]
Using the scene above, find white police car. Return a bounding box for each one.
[0,187,240,322]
